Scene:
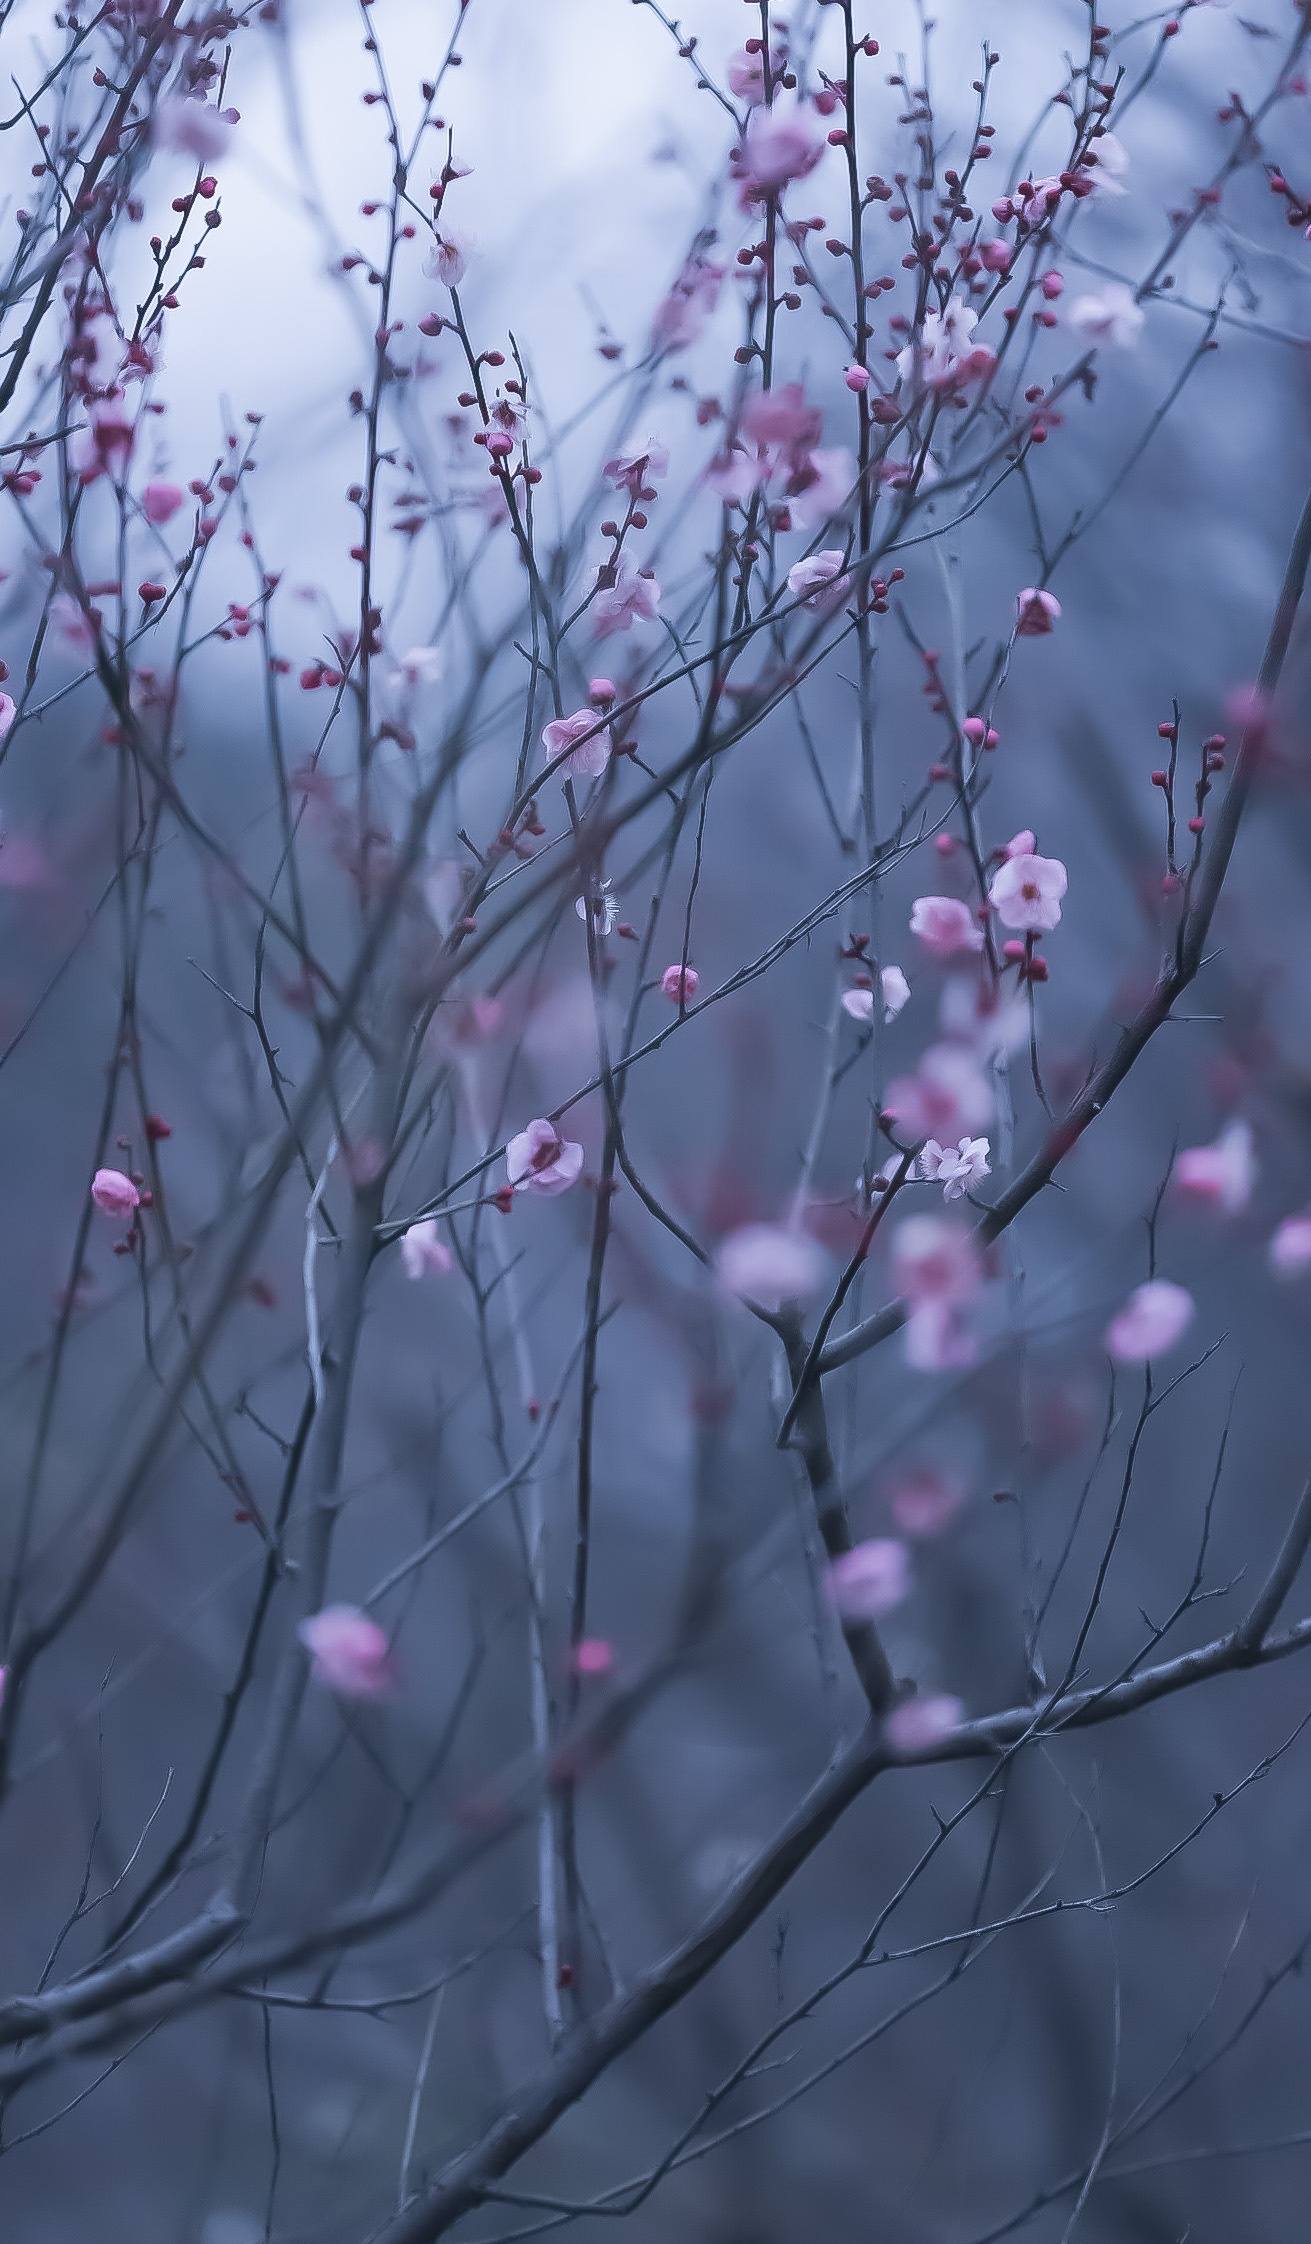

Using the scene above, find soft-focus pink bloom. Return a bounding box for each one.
[1173,1121,1255,1216]
[1070,282,1144,349]
[884,1045,992,1142]
[507,1119,584,1196]
[155,97,235,162]
[0,693,14,740]
[743,384,822,453]
[604,436,669,493]
[939,976,1027,1060]
[542,707,610,780]
[73,396,135,483]
[298,1605,392,1698]
[739,100,824,194]
[989,853,1067,934]
[592,561,661,639]
[395,644,443,688]
[1084,131,1129,196]
[651,255,724,350]
[660,963,699,1003]
[885,1693,963,1754]
[910,895,984,958]
[896,303,995,392]
[1017,174,1065,228]
[425,231,468,288]
[786,548,847,606]
[704,448,760,508]
[572,1637,616,1677]
[1015,587,1061,637]
[1105,1279,1195,1363]
[892,1214,983,1307]
[905,1299,979,1372]
[91,1167,140,1218]
[727,44,772,102]
[716,1223,825,1309]
[889,1465,965,1539]
[141,480,184,525]
[400,1218,454,1279]
[787,446,855,531]
[826,1538,910,1621]
[1271,1214,1311,1277]
[915,1136,992,1201]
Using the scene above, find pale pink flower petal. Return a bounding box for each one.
[91,1167,140,1218]
[299,1605,392,1697]
[542,707,610,781]
[155,97,235,162]
[507,1119,585,1196]
[885,1692,963,1754]
[884,1045,992,1142]
[1070,282,1144,349]
[881,965,911,1020]
[0,693,15,740]
[827,1538,910,1621]
[716,1223,825,1310]
[1173,1121,1255,1217]
[889,1465,964,1539]
[786,548,847,606]
[739,100,825,195]
[892,1215,983,1306]
[141,480,184,525]
[1105,1279,1194,1363]
[400,1218,454,1279]
[910,896,985,959]
[989,852,1067,934]
[1270,1213,1311,1278]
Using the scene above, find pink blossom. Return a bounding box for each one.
[507,1119,584,1196]
[1172,1121,1255,1216]
[896,303,995,392]
[395,645,443,688]
[786,548,848,607]
[651,256,724,350]
[298,1605,392,1698]
[739,100,825,195]
[1017,174,1065,228]
[604,436,670,493]
[915,1136,992,1202]
[727,45,772,103]
[743,384,823,453]
[842,965,910,1027]
[1003,829,1036,860]
[542,707,610,780]
[660,963,699,1003]
[155,97,235,163]
[1015,588,1061,637]
[889,1465,964,1539]
[73,396,135,483]
[787,447,856,531]
[592,561,661,639]
[884,1045,992,1143]
[91,1167,140,1218]
[400,1218,454,1279]
[0,693,14,740]
[142,480,184,525]
[1271,1214,1311,1278]
[939,976,1027,1060]
[716,1223,825,1309]
[1070,282,1144,349]
[572,1637,615,1677]
[885,1693,963,1754]
[826,1538,910,1621]
[704,449,760,508]
[904,1299,979,1372]
[892,1214,983,1307]
[1105,1279,1195,1363]
[910,896,985,959]
[989,852,1067,934]
[425,231,469,288]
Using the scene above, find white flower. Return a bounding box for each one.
[1070,282,1144,350]
[915,1136,991,1201]
[576,879,619,935]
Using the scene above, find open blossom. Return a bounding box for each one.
[915,1136,992,1202]
[893,1214,983,1307]
[298,1606,392,1698]
[716,1223,824,1309]
[787,549,847,606]
[843,966,910,1027]
[787,447,855,531]
[0,694,15,740]
[155,97,235,162]
[738,99,824,195]
[827,1540,910,1622]
[1105,1279,1195,1363]
[91,1167,140,1218]
[896,302,995,392]
[651,254,724,349]
[885,1693,963,1755]
[884,1045,992,1143]
[660,963,699,1003]
[576,878,620,935]
[604,437,669,494]
[400,1218,454,1279]
[910,896,985,958]
[425,230,469,287]
[395,644,443,689]
[727,43,777,102]
[507,1119,584,1196]
[889,1465,964,1539]
[592,561,661,639]
[1015,587,1061,637]
[1070,282,1144,349]
[1173,1121,1255,1216]
[989,853,1067,934]
[1270,1213,1311,1277]
[1016,174,1065,228]
[141,480,184,525]
[939,976,1027,1060]
[542,707,610,780]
